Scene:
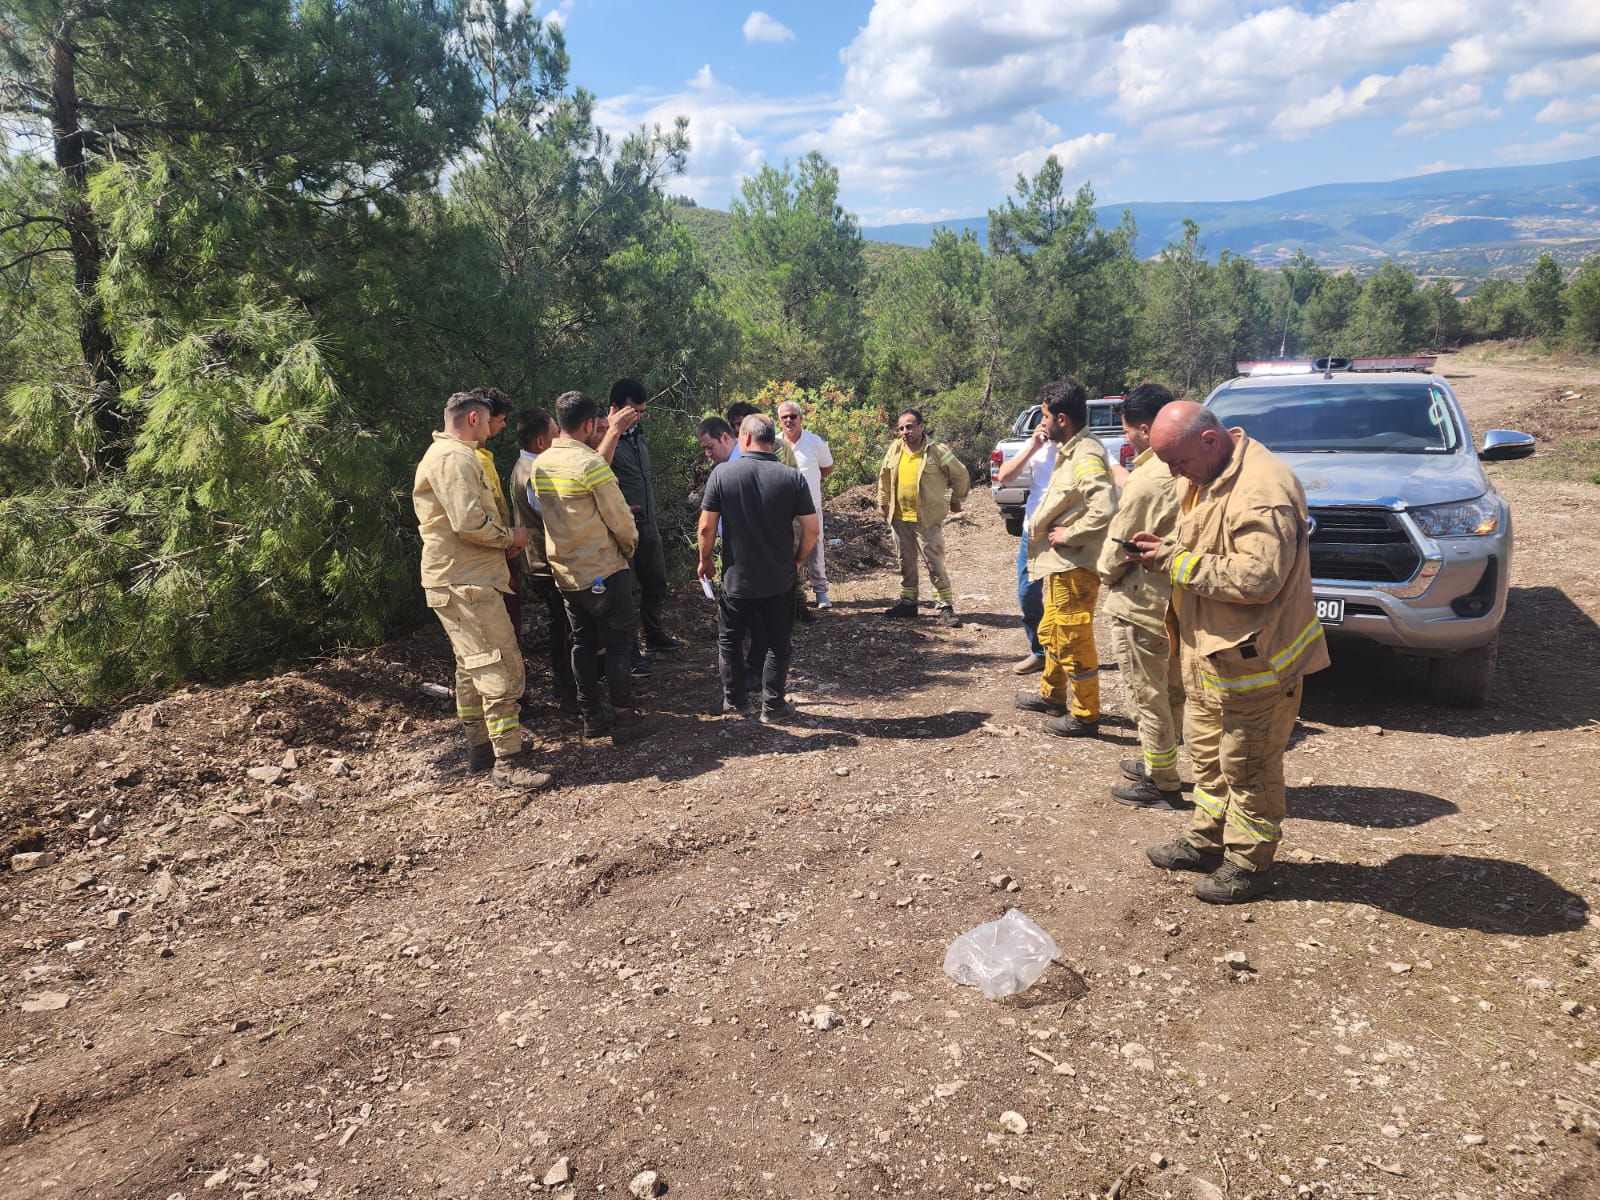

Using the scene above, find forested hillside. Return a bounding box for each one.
[4,1,1599,716]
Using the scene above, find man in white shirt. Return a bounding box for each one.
[992,418,1058,673]
[777,399,835,608]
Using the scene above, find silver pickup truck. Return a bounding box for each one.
[1204,360,1534,707]
[989,398,1130,536]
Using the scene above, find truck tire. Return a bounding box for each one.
[1003,513,1024,538]
[1426,635,1497,708]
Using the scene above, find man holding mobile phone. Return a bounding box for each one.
[1097,383,1186,808]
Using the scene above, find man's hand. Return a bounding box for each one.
[509,527,530,553]
[610,407,643,435]
[1110,461,1132,490]
[879,505,890,521]
[1128,531,1162,565]
[1047,526,1070,547]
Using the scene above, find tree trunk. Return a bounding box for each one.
[49,30,130,464]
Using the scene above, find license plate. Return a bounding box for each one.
[1315,596,1345,625]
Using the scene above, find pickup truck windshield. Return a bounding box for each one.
[1209,383,1462,454]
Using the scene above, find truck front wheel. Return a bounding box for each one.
[1426,635,1498,708]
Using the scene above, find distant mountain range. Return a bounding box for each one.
[859,156,1600,276]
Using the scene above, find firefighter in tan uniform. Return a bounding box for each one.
[1013,379,1116,737]
[413,389,554,792]
[876,409,970,627]
[1096,383,1186,807]
[1127,401,1329,903]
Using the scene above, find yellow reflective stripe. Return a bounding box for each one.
[1145,745,1179,768]
[1271,618,1325,673]
[1192,787,1225,819]
[485,715,521,736]
[1199,666,1280,693]
[1228,809,1282,842]
[456,706,484,719]
[1073,460,1107,479]
[532,477,599,496]
[1170,551,1199,586]
[1068,668,1099,680]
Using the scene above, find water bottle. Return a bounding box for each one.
[590,576,606,595]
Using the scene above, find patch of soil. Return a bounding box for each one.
[3,361,1599,1200]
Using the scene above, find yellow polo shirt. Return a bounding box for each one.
[896,445,924,522]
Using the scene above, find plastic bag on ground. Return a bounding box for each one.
[942,908,1061,999]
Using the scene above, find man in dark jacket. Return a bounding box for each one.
[608,378,683,659]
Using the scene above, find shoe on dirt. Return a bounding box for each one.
[490,757,554,792]
[760,698,799,724]
[936,606,962,628]
[1014,690,1066,715]
[1193,862,1272,904]
[611,710,656,744]
[645,634,685,653]
[1012,653,1045,675]
[1043,714,1099,739]
[882,601,919,618]
[1111,778,1186,809]
[1146,841,1223,873]
[466,742,495,774]
[1120,757,1148,782]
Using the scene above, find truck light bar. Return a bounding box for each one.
[1237,356,1437,377]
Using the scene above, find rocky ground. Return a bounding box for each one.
[3,353,1599,1200]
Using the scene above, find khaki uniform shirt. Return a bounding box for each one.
[876,438,970,530]
[1097,447,1179,633]
[530,437,639,592]
[413,431,516,593]
[1026,429,1115,582]
[1153,430,1331,695]
[509,451,550,579]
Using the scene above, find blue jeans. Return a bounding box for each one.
[1017,528,1043,656]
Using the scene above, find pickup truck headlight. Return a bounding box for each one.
[1411,494,1501,537]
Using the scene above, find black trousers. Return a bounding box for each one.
[563,569,638,715]
[718,586,797,711]
[631,520,670,645]
[528,574,576,706]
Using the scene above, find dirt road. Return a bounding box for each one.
[4,354,1599,1200]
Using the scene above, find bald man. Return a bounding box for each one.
[1124,401,1328,903]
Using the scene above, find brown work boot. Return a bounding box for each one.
[1012,653,1045,675]
[1111,778,1186,809]
[611,709,656,744]
[490,755,554,792]
[1146,841,1223,872]
[466,742,495,774]
[1193,862,1272,904]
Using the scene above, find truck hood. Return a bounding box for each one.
[1280,450,1489,510]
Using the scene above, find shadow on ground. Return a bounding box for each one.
[1271,853,1589,935]
[1291,784,1459,828]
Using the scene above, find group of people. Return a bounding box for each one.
[412,382,841,790]
[414,374,1326,905]
[998,377,1328,903]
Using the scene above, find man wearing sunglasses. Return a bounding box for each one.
[876,410,970,627]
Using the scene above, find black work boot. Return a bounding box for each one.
[611,708,656,744]
[883,601,918,618]
[466,742,495,774]
[1146,841,1223,872]
[1193,862,1272,904]
[1014,691,1065,715]
[1043,714,1099,738]
[1111,778,1187,809]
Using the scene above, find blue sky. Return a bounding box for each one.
[537,0,1600,224]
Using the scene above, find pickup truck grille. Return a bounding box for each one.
[1308,506,1421,584]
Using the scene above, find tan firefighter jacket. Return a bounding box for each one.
[1097,446,1179,634]
[413,431,516,594]
[1026,428,1115,582]
[876,438,970,530]
[530,437,638,592]
[1152,429,1331,696]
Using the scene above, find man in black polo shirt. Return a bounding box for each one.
[697,414,820,723]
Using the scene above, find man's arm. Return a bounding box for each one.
[943,444,971,511]
[697,510,719,581]
[995,427,1047,484]
[1152,504,1300,605]
[595,406,641,465]
[590,470,639,560]
[816,435,834,479]
[436,453,526,552]
[1046,453,1115,548]
[794,512,820,570]
[876,446,894,519]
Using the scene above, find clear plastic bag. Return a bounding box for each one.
[942,908,1060,999]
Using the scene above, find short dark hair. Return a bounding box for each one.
[696,415,734,441]
[897,409,925,427]
[556,390,598,435]
[726,401,759,426]
[517,408,553,448]
[1037,378,1087,431]
[1122,382,1175,428]
[483,387,512,418]
[610,378,648,409]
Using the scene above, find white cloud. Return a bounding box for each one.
[1497,130,1599,161]
[1395,84,1499,137]
[1535,96,1600,125]
[1507,53,1600,100]
[743,11,795,44]
[1413,159,1465,174]
[1006,133,1119,183]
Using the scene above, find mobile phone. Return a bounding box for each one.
[1112,536,1145,554]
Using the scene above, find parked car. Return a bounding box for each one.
[1202,359,1534,707]
[990,398,1130,536]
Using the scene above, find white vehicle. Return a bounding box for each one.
[989,398,1129,536]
